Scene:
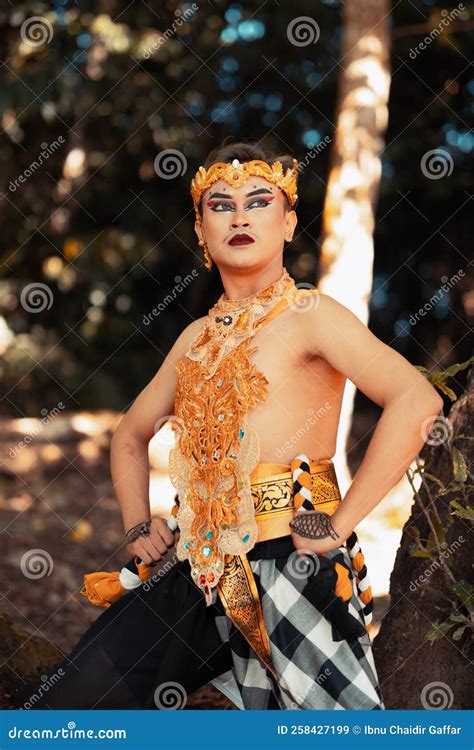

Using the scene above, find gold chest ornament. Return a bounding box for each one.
[169,268,308,604]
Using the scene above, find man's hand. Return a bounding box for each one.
[126,516,179,565]
[290,510,349,556]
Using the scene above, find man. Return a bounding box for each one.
[28,142,442,711]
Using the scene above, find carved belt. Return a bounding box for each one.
[215,458,342,677]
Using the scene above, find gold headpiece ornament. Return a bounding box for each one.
[191,158,299,270]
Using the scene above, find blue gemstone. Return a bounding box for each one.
[202,545,211,558]
[242,533,250,543]
[184,540,190,550]
[205,530,214,540]
[238,428,245,440]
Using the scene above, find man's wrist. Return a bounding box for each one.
[125,516,152,544]
[289,510,340,541]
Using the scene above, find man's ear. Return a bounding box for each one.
[284,209,298,242]
[194,219,203,243]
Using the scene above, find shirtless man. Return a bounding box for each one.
[29,143,442,711]
[113,146,442,565]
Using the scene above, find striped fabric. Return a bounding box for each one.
[290,453,373,631]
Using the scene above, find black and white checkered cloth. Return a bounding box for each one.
[212,541,385,710]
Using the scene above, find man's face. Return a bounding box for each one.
[195,174,297,271]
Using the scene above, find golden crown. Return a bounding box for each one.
[190,158,299,225]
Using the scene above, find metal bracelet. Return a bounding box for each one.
[289,510,339,541]
[125,517,152,544]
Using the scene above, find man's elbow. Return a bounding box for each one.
[399,382,444,419]
[421,384,444,416]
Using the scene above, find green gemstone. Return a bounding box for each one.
[205,530,214,540]
[202,545,211,558]
[242,533,250,543]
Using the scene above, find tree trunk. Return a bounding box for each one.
[373,368,473,709]
[319,0,391,491]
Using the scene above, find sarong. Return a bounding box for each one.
[25,457,384,710]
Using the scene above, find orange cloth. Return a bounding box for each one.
[80,558,153,608]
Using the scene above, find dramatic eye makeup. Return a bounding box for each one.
[206,187,276,211]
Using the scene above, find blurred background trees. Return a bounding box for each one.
[1,0,471,428]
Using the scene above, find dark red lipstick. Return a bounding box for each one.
[228,233,255,246]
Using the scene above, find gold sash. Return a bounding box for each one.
[216,458,341,675]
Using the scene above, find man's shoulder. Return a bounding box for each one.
[288,289,369,359]
[171,315,207,359]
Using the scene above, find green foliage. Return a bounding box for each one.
[407,358,473,651]
[416,357,474,401]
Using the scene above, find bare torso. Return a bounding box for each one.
[181,304,346,465]
[246,305,346,463]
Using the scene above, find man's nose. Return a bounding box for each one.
[230,206,250,228]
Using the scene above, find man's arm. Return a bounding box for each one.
[293,293,443,552]
[110,316,205,563]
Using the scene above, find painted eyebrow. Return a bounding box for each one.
[207,188,274,200]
